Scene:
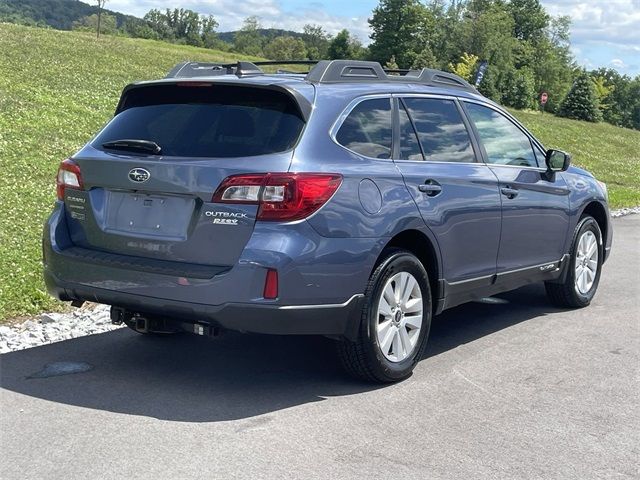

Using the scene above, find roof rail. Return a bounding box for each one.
[165,60,477,92]
[166,60,318,79]
[305,60,476,92]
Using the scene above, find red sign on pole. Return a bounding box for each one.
[540,92,549,105]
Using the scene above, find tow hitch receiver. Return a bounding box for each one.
[110,306,220,337]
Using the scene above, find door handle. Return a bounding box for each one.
[500,186,519,199]
[418,180,442,196]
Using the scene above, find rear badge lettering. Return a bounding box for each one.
[540,263,556,272]
[204,211,248,226]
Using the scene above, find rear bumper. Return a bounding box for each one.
[44,269,364,338]
[43,202,375,339]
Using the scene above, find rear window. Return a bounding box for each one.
[93,85,305,158]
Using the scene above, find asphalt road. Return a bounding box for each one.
[1,215,638,480]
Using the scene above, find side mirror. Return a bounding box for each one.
[545,149,571,172]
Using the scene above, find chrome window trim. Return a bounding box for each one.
[329,94,395,161]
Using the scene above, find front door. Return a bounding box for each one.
[462,101,570,272]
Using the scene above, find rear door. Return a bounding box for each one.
[392,95,502,289]
[64,83,306,267]
[462,100,570,271]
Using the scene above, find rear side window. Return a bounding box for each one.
[402,98,476,163]
[93,85,305,158]
[335,98,392,159]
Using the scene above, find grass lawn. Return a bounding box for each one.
[0,23,638,321]
[510,109,640,208]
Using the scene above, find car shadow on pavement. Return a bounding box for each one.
[1,284,560,422]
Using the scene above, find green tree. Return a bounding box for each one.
[234,16,264,56]
[507,0,549,41]
[428,0,465,68]
[591,69,640,129]
[591,75,615,113]
[264,36,307,61]
[302,24,329,60]
[368,0,435,68]
[449,52,479,82]
[143,9,175,40]
[200,15,220,48]
[529,16,573,113]
[327,29,355,59]
[412,45,438,69]
[558,71,602,122]
[502,67,536,109]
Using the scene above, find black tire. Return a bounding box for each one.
[337,249,432,383]
[545,215,603,308]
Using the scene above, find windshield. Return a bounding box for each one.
[93,84,305,158]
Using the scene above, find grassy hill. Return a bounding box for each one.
[0,0,140,29]
[510,109,640,208]
[0,24,638,320]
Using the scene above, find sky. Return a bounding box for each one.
[105,0,640,76]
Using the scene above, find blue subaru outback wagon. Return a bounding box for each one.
[44,60,612,382]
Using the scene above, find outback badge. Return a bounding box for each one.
[129,168,150,183]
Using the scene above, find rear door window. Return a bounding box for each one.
[398,103,424,161]
[335,98,392,159]
[402,98,476,163]
[93,85,305,158]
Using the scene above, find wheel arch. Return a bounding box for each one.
[378,229,442,314]
[581,201,608,250]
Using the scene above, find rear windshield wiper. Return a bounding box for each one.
[101,139,162,155]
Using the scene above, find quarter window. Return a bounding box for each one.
[402,98,476,163]
[336,98,392,159]
[464,102,537,167]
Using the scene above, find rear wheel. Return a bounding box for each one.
[545,215,603,308]
[338,249,432,383]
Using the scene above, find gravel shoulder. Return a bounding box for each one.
[0,305,122,354]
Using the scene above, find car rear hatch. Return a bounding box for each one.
[60,81,309,269]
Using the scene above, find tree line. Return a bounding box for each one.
[2,0,638,130]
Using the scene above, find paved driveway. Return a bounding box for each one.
[1,215,638,479]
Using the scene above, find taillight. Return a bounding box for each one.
[56,159,83,200]
[212,173,342,221]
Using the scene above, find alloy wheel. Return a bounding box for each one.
[376,272,423,362]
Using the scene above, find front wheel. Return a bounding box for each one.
[545,215,603,308]
[338,249,432,383]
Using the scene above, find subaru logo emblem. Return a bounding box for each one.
[128,168,150,183]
